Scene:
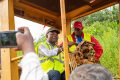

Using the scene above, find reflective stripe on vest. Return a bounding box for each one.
[34,41,41,54]
[68,33,91,53]
[40,56,64,63]
[38,41,64,73]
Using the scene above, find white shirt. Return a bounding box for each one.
[19,52,48,80]
[38,44,59,57]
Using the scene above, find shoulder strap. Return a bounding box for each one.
[84,33,91,41]
[67,35,73,42]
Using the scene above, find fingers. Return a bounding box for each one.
[18,27,30,34]
[16,32,23,40]
[23,27,31,35]
[18,27,25,33]
[13,48,21,51]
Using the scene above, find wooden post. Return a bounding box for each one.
[0,0,19,80]
[60,0,70,80]
[118,1,120,77]
[66,19,71,35]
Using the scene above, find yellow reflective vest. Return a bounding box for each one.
[35,41,64,73]
[67,33,91,53]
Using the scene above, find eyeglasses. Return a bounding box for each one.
[74,28,81,31]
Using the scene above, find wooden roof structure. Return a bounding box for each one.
[0,0,120,80]
[14,0,119,29]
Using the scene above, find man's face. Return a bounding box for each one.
[47,31,58,43]
[74,28,83,36]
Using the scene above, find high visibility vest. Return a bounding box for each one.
[35,41,64,73]
[67,33,91,53]
[34,41,41,54]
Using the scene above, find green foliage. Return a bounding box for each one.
[84,21,118,76]
[78,4,119,26]
[74,4,119,76]
[34,33,46,47]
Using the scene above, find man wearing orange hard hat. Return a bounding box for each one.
[67,21,103,61]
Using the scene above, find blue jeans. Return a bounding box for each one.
[48,70,65,80]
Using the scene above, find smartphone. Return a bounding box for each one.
[0,31,19,48]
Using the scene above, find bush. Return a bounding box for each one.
[84,21,118,76]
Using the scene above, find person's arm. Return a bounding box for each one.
[16,27,48,80]
[91,36,103,61]
[38,44,62,57]
[19,52,48,80]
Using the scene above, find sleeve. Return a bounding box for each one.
[19,52,48,80]
[91,36,103,60]
[38,44,59,57]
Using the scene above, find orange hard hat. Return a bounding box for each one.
[73,21,83,30]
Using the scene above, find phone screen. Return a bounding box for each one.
[0,31,18,48]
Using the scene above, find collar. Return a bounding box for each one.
[46,40,57,48]
[71,32,84,42]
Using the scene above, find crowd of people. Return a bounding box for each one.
[16,21,112,80]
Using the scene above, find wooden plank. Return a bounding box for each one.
[11,56,22,62]
[60,0,70,80]
[8,1,19,79]
[11,50,19,80]
[15,7,59,29]
[0,0,11,79]
[14,0,61,29]
[20,0,58,16]
[72,1,118,20]
[66,19,71,35]
[0,0,19,80]
[1,49,11,80]
[118,1,120,77]
[66,5,92,19]
[14,0,58,20]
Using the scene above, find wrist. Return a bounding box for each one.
[22,42,35,55]
[59,47,63,52]
[58,47,63,54]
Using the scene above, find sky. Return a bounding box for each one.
[14,16,50,41]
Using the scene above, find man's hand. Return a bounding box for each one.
[16,27,35,54]
[58,47,63,53]
[68,41,77,47]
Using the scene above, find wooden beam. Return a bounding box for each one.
[66,19,71,35]
[118,0,120,77]
[72,1,118,20]
[14,0,58,20]
[11,56,22,62]
[0,0,19,80]
[0,0,12,80]
[14,0,61,29]
[1,49,11,80]
[20,0,59,16]
[60,0,70,80]
[55,16,71,30]
[56,17,62,29]
[66,5,92,19]
[14,7,58,28]
[11,50,19,80]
